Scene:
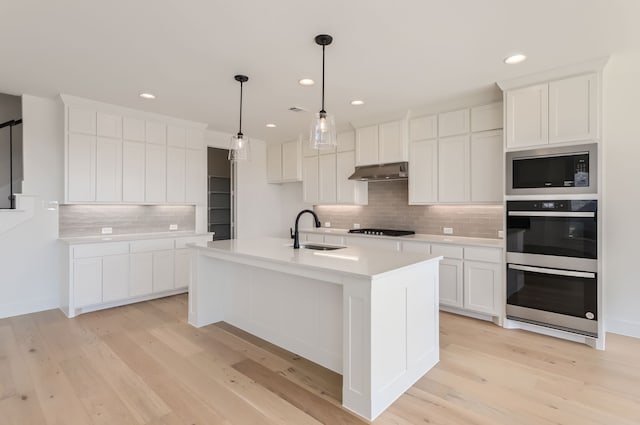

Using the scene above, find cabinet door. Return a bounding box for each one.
[470,130,503,203]
[549,73,598,143]
[68,133,96,202]
[96,137,123,202]
[97,113,122,138]
[146,121,167,145]
[153,250,175,292]
[122,141,146,202]
[438,135,470,203]
[167,126,186,148]
[68,108,96,135]
[266,144,282,183]
[410,115,437,142]
[174,249,191,289]
[282,140,302,181]
[464,261,501,315]
[129,253,153,297]
[318,154,337,204]
[123,117,145,141]
[102,254,129,303]
[505,84,549,148]
[379,120,406,163]
[303,156,319,204]
[355,125,379,166]
[73,258,102,307]
[439,258,463,308]
[185,148,205,204]
[409,139,438,204]
[145,143,167,202]
[337,130,355,152]
[438,109,469,137]
[167,147,186,203]
[471,103,503,132]
[185,128,204,150]
[337,150,367,205]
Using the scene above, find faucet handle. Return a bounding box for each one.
[290,227,294,239]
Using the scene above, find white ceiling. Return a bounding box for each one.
[1,0,637,143]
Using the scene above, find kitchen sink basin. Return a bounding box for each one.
[301,244,345,251]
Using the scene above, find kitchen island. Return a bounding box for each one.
[188,237,442,420]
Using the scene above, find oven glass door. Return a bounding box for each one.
[507,213,597,259]
[512,153,589,189]
[507,264,597,320]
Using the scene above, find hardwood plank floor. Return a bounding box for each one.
[1,294,639,425]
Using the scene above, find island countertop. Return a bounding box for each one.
[190,236,442,279]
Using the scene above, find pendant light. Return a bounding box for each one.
[309,34,337,150]
[229,74,251,161]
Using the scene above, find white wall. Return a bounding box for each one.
[0,95,63,319]
[603,50,640,338]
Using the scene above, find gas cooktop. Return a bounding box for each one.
[348,228,415,237]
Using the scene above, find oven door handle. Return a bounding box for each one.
[507,211,595,218]
[508,264,596,279]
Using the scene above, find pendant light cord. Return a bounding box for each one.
[238,81,244,136]
[321,44,326,113]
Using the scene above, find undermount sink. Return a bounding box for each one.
[301,244,346,251]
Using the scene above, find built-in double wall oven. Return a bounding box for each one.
[506,199,598,336]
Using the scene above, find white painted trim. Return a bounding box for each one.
[606,318,640,339]
[68,288,188,318]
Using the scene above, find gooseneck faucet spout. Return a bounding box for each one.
[293,209,321,249]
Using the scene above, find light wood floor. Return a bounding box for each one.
[1,294,639,425]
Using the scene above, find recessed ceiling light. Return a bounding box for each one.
[298,78,315,86]
[266,123,277,128]
[139,92,156,99]
[350,100,365,106]
[504,53,527,65]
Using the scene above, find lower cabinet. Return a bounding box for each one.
[464,260,502,315]
[438,258,464,308]
[153,250,175,292]
[73,258,102,307]
[102,254,129,303]
[129,252,153,297]
[174,249,191,288]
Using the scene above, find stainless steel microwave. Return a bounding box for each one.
[506,143,598,196]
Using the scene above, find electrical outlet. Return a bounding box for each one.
[353,223,360,229]
[169,224,178,230]
[443,227,454,235]
[324,222,331,228]
[101,227,113,235]
[498,230,504,238]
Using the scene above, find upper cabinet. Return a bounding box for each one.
[355,119,407,166]
[266,139,302,183]
[62,95,207,205]
[504,72,599,150]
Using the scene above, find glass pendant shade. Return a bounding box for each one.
[228,133,250,161]
[309,111,337,150]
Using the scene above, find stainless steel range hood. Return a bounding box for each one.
[348,162,408,182]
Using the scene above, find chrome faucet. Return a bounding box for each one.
[292,209,321,249]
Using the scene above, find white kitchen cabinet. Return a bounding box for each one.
[122,141,146,202]
[438,109,469,137]
[267,144,282,182]
[282,140,301,181]
[438,258,464,309]
[97,112,122,139]
[318,154,337,204]
[355,120,407,166]
[337,130,355,152]
[303,156,319,204]
[73,258,102,307]
[174,249,191,289]
[167,147,186,203]
[464,260,501,315]
[471,103,503,132]
[470,130,503,203]
[96,137,123,202]
[355,125,379,166]
[336,150,367,205]
[145,143,167,203]
[146,121,167,145]
[409,139,438,204]
[549,73,597,144]
[402,241,431,254]
[123,117,145,141]
[438,135,470,203]
[185,148,205,204]
[68,108,96,135]
[185,128,204,150]
[153,250,175,292]
[409,115,437,141]
[102,254,129,303]
[129,252,153,297]
[167,126,186,147]
[505,83,549,149]
[67,133,96,202]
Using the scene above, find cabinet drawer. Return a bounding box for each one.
[175,236,211,249]
[130,238,175,253]
[431,244,463,259]
[402,241,430,254]
[73,242,129,259]
[464,247,502,263]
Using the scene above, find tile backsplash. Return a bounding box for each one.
[59,205,195,237]
[314,180,503,238]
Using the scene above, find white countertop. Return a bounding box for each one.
[299,227,504,248]
[59,232,212,245]
[190,237,442,279]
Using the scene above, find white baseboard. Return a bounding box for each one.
[606,318,640,339]
[0,296,59,320]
